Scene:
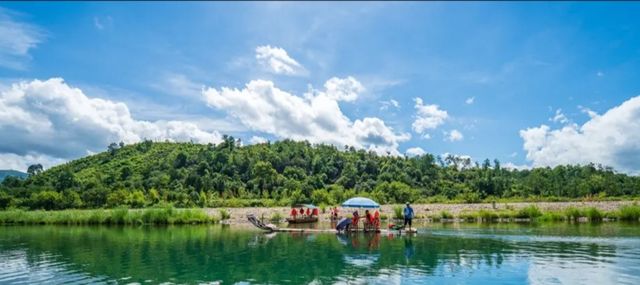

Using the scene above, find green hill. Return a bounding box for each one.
[1,136,639,210]
[0,170,27,181]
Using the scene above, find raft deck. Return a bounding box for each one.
[246,214,417,234]
[266,227,417,234]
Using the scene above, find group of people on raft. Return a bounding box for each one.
[287,203,416,231]
[289,206,319,219]
[351,209,382,231]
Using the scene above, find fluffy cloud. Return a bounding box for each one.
[0,8,45,69]
[0,78,222,170]
[503,162,531,171]
[202,78,409,155]
[380,99,400,111]
[445,129,464,142]
[550,108,569,124]
[578,105,598,119]
[93,16,113,30]
[249,136,268,145]
[255,45,306,76]
[323,76,364,102]
[465,97,475,104]
[0,152,66,172]
[405,147,426,157]
[520,96,640,174]
[412,98,448,136]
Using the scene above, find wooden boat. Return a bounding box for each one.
[288,204,319,224]
[286,216,318,224]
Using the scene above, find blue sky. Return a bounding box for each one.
[2,2,640,173]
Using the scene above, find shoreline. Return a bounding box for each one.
[207,200,639,225]
[1,201,638,226]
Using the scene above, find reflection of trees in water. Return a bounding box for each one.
[0,226,622,284]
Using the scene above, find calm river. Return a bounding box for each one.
[1,223,639,284]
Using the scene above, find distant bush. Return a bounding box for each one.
[564,207,584,220]
[29,191,63,210]
[270,212,283,223]
[393,206,403,219]
[219,209,231,220]
[515,205,542,219]
[0,206,215,225]
[440,211,454,219]
[617,205,640,221]
[458,211,477,221]
[0,192,13,210]
[477,209,499,221]
[538,211,565,222]
[585,207,603,221]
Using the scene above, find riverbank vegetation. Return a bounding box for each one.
[0,205,217,225]
[422,204,640,222]
[1,137,640,210]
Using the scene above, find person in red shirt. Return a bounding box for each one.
[352,211,360,230]
[373,210,380,229]
[306,208,311,216]
[290,208,298,219]
[365,210,373,230]
[312,208,319,216]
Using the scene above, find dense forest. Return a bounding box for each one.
[1,136,639,210]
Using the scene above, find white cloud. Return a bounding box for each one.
[465,97,475,104]
[0,152,65,172]
[249,136,268,145]
[323,76,364,102]
[0,8,45,69]
[255,45,306,76]
[444,129,464,142]
[520,96,640,174]
[94,17,103,30]
[411,98,448,136]
[578,105,598,119]
[441,152,474,169]
[93,16,113,30]
[202,78,409,155]
[550,108,569,124]
[0,78,223,171]
[597,71,604,77]
[503,162,531,171]
[379,99,400,111]
[405,147,426,157]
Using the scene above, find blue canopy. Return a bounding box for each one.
[341,197,380,209]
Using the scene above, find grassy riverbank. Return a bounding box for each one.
[0,206,217,225]
[430,204,640,222]
[1,202,639,226]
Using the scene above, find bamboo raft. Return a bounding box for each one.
[286,216,319,224]
[247,214,417,234]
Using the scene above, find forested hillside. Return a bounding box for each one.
[1,136,639,210]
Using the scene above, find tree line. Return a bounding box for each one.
[1,136,639,210]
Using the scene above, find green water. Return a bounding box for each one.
[1,223,640,284]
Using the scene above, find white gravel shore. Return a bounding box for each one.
[205,200,638,225]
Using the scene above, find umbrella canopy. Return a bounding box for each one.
[341,197,380,209]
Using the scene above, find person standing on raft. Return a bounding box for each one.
[403,202,414,230]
